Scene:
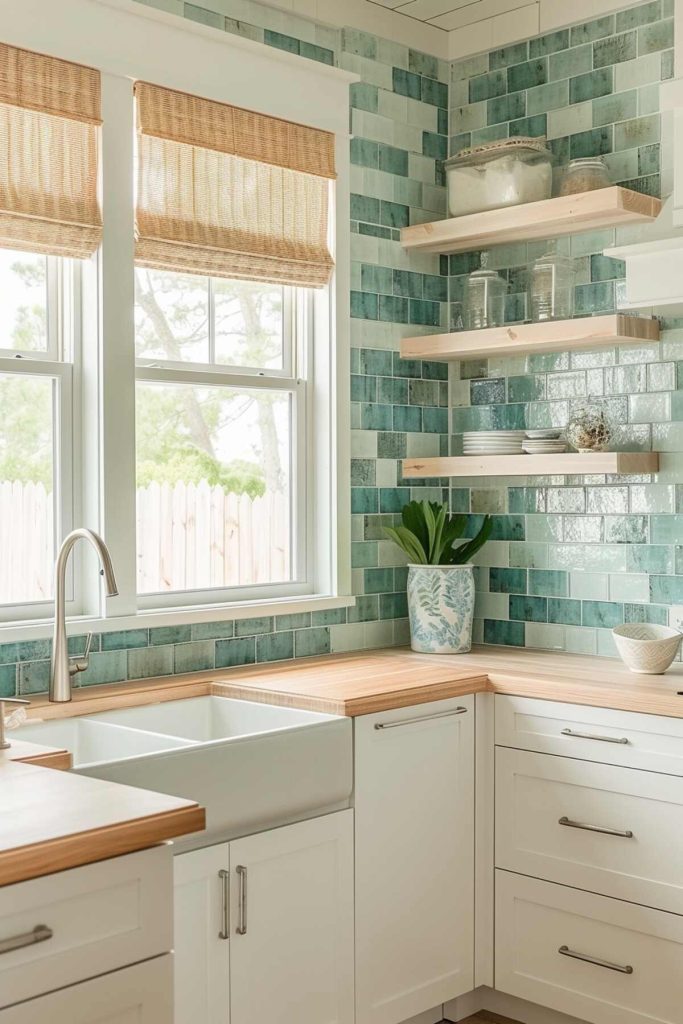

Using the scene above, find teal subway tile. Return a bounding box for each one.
[483,619,525,646]
[377,431,406,458]
[365,568,395,593]
[604,515,648,543]
[451,488,470,513]
[409,299,441,326]
[352,487,378,514]
[590,254,626,281]
[392,67,421,99]
[469,69,507,103]
[264,29,300,54]
[627,544,674,573]
[575,280,615,313]
[638,18,673,54]
[379,200,409,229]
[508,58,547,92]
[616,1,661,31]
[490,42,528,69]
[650,575,683,603]
[593,31,636,68]
[379,487,411,513]
[352,541,378,568]
[341,27,377,58]
[300,42,334,65]
[351,291,378,320]
[351,374,377,403]
[351,138,379,168]
[18,661,50,695]
[351,82,379,113]
[311,608,347,627]
[624,602,669,624]
[360,348,393,376]
[424,274,448,302]
[509,542,548,569]
[422,77,448,108]
[101,629,148,651]
[185,4,223,28]
[570,127,613,159]
[351,458,376,486]
[0,663,16,697]
[149,625,191,646]
[68,634,100,657]
[350,194,380,223]
[548,597,582,625]
[570,15,615,46]
[174,641,215,674]
[379,592,409,619]
[422,407,448,433]
[508,375,546,402]
[393,269,422,298]
[191,621,234,641]
[617,174,660,196]
[215,637,256,668]
[63,651,124,688]
[294,627,331,658]
[127,646,173,680]
[235,617,274,637]
[471,378,506,405]
[379,143,409,176]
[639,142,660,175]
[509,487,547,513]
[378,377,408,404]
[487,92,526,125]
[651,515,683,543]
[593,90,638,126]
[529,29,569,58]
[509,114,547,138]
[438,108,448,135]
[358,223,393,239]
[348,594,379,622]
[0,639,50,665]
[527,79,569,115]
[648,360,675,390]
[614,113,660,150]
[423,131,447,160]
[662,49,674,79]
[529,569,568,597]
[569,68,613,104]
[549,44,593,81]
[409,379,439,406]
[257,631,294,663]
[490,567,527,593]
[275,613,311,631]
[582,600,623,628]
[409,49,438,79]
[393,404,422,432]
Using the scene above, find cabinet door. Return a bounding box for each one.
[229,810,354,1024]
[0,955,172,1024]
[174,845,230,1024]
[355,696,475,1024]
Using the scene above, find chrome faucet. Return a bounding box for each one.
[50,529,119,703]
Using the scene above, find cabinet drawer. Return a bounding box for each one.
[0,954,172,1022]
[496,695,683,775]
[495,748,683,913]
[0,845,172,1008]
[495,871,683,1024]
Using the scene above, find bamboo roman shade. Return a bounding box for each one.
[0,43,102,258]
[134,82,335,288]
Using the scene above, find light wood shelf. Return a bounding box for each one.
[403,452,660,478]
[401,314,659,362]
[400,187,662,255]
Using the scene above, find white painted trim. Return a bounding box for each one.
[474,692,494,989]
[0,593,356,641]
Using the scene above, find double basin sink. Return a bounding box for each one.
[14,696,352,851]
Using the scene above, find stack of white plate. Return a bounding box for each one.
[463,430,526,456]
[522,429,568,454]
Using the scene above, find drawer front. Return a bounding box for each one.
[0,845,172,1008]
[496,748,683,913]
[0,954,172,1023]
[496,695,683,775]
[495,871,683,1024]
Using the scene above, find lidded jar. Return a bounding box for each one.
[529,244,575,322]
[463,252,507,330]
[560,156,610,196]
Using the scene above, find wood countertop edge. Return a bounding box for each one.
[0,803,206,887]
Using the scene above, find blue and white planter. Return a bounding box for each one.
[407,564,475,655]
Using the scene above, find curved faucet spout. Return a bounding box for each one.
[50,529,119,703]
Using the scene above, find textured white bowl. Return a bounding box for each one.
[612,623,683,674]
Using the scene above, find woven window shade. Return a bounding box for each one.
[0,43,102,259]
[135,82,335,288]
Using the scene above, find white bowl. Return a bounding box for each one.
[612,623,683,674]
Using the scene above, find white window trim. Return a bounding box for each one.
[0,0,358,641]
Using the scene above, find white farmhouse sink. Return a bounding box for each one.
[14,696,352,852]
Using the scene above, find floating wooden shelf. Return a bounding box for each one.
[401,314,659,362]
[400,187,662,255]
[403,452,660,478]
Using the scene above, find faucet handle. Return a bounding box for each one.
[0,698,30,751]
[69,632,94,676]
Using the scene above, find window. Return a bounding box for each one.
[0,250,76,615]
[134,271,308,602]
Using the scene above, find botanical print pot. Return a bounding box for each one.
[407,564,475,655]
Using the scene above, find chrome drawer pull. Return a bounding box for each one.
[559,945,633,975]
[236,865,247,936]
[0,925,53,956]
[561,728,629,745]
[374,707,467,731]
[218,869,229,940]
[559,816,634,839]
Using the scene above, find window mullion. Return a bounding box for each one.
[208,276,216,364]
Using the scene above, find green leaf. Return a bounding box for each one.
[401,501,429,554]
[437,514,468,562]
[383,526,427,564]
[451,515,493,564]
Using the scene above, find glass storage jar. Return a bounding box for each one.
[445,137,553,217]
[559,157,611,196]
[463,253,507,330]
[529,245,575,322]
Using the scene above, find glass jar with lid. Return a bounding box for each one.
[463,252,507,330]
[559,157,611,196]
[528,244,575,322]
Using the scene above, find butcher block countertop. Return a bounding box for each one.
[23,644,683,720]
[0,742,205,888]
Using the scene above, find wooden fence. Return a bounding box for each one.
[0,481,289,602]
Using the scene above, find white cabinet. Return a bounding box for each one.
[0,955,173,1024]
[173,810,354,1024]
[355,696,475,1024]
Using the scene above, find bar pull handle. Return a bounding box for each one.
[218,869,229,940]
[0,925,53,956]
[559,945,633,975]
[374,707,468,731]
[236,865,247,936]
[559,816,634,839]
[561,728,629,745]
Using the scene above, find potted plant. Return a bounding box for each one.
[384,501,492,654]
